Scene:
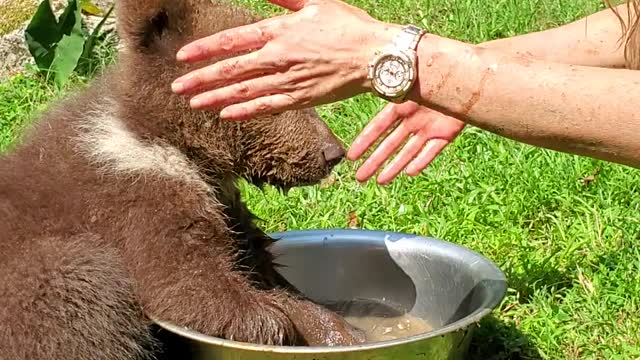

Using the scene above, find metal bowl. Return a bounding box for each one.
[154,229,507,359]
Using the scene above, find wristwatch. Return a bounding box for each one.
[367,24,426,103]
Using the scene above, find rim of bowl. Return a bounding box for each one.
[152,229,508,354]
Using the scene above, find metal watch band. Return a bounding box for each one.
[392,24,426,52]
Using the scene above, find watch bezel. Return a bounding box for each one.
[368,48,417,102]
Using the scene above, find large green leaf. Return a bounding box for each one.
[24,0,61,70]
[59,0,91,38]
[49,0,85,87]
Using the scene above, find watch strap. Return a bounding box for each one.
[392,25,426,52]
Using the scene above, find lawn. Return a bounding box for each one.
[1,0,640,359]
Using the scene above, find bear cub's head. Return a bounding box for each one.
[113,0,345,190]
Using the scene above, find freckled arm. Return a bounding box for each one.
[409,34,640,168]
[480,4,633,68]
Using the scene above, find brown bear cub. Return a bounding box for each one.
[0,0,365,359]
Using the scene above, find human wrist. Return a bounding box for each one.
[406,34,487,111]
[357,21,405,92]
[362,22,434,102]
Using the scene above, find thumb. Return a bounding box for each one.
[268,0,313,11]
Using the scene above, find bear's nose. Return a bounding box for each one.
[322,144,345,169]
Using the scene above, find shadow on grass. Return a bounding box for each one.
[506,261,575,304]
[467,315,542,360]
[464,259,569,359]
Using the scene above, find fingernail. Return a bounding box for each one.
[176,50,188,61]
[171,81,184,93]
[377,171,393,184]
[220,108,231,119]
[355,170,370,183]
[405,167,418,176]
[191,97,203,108]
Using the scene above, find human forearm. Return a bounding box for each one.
[479,4,630,67]
[410,34,640,168]
[170,0,640,168]
[348,7,633,185]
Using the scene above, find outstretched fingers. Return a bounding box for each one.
[189,73,293,110]
[348,102,419,161]
[176,19,279,63]
[405,139,450,176]
[376,135,431,185]
[355,122,413,183]
[350,102,465,184]
[173,51,282,95]
[269,0,316,11]
[219,94,298,120]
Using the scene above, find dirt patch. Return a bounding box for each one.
[0,0,36,36]
[0,0,117,81]
[0,0,71,35]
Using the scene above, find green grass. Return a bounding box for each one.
[0,29,117,151]
[1,0,640,359]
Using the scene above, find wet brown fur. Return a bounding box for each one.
[0,0,365,359]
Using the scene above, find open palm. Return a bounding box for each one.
[347,102,465,185]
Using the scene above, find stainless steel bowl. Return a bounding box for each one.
[154,229,507,359]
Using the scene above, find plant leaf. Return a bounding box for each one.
[80,3,114,64]
[50,0,85,87]
[57,0,79,34]
[80,0,104,16]
[24,0,61,71]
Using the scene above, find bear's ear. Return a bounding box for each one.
[116,0,187,51]
[138,9,169,48]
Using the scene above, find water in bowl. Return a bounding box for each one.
[325,298,433,344]
[344,313,432,343]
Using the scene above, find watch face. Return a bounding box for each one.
[377,56,407,88]
[373,53,413,97]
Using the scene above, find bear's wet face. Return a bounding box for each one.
[234,109,345,190]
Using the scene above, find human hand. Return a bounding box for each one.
[171,0,403,120]
[347,102,465,185]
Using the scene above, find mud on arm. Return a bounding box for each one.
[409,34,640,169]
[479,4,633,68]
